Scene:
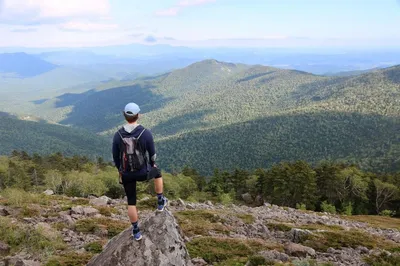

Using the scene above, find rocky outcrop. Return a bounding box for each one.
[87,210,193,266]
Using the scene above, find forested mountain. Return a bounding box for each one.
[0,112,110,160]
[0,53,57,77]
[6,60,400,174]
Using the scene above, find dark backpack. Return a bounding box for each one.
[117,128,146,173]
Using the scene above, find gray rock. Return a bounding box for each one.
[191,258,208,265]
[71,206,84,215]
[186,203,196,210]
[290,228,312,243]
[87,210,193,266]
[254,195,264,206]
[284,243,316,258]
[0,206,9,216]
[15,260,41,266]
[90,196,111,206]
[241,193,254,204]
[258,250,289,262]
[177,198,185,206]
[83,207,100,217]
[0,241,10,256]
[205,201,213,207]
[43,189,54,196]
[356,246,369,254]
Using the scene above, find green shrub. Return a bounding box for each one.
[84,241,103,253]
[341,202,353,216]
[0,216,65,256]
[219,193,234,205]
[45,252,93,266]
[364,252,400,266]
[0,188,49,207]
[296,203,307,210]
[320,201,336,214]
[379,210,396,217]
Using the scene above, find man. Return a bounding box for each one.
[112,102,168,241]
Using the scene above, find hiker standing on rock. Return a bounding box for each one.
[112,102,168,241]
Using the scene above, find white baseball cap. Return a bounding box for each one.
[124,102,140,116]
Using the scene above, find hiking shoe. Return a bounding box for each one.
[132,231,142,241]
[157,196,168,212]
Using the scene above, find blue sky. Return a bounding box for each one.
[0,0,399,48]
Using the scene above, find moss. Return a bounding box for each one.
[84,241,103,253]
[298,224,344,231]
[301,230,379,252]
[71,198,90,205]
[344,215,400,230]
[52,222,69,231]
[364,252,400,266]
[0,216,66,257]
[236,214,255,224]
[45,252,93,266]
[266,222,293,232]
[75,217,129,238]
[20,205,41,217]
[187,237,282,265]
[175,210,229,237]
[94,206,117,217]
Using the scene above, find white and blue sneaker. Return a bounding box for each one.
[157,197,168,212]
[132,230,142,241]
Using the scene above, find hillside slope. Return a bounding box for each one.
[0,113,110,159]
[15,61,400,173]
[0,52,57,77]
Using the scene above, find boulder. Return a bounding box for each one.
[284,243,316,258]
[43,189,54,196]
[191,258,208,265]
[241,193,254,204]
[83,207,100,217]
[0,206,9,217]
[15,260,41,266]
[258,250,289,262]
[87,210,193,266]
[71,206,84,215]
[290,228,313,243]
[0,241,10,256]
[90,196,111,206]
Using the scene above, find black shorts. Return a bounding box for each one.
[122,167,162,206]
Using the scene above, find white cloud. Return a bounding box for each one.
[60,21,118,32]
[178,0,216,7]
[155,0,216,17]
[0,0,110,24]
[155,7,180,17]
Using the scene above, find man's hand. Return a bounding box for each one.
[118,172,123,184]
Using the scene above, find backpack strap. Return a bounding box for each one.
[136,128,146,140]
[116,128,127,144]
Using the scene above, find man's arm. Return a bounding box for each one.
[146,130,157,167]
[112,132,121,170]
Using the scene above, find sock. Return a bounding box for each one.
[132,221,139,234]
[157,193,164,204]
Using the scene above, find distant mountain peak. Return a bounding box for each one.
[0,52,57,77]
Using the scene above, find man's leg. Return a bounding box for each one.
[123,179,142,240]
[153,172,168,211]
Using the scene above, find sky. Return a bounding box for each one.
[0,0,399,48]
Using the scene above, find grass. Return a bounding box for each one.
[174,210,230,237]
[20,205,41,217]
[94,206,118,217]
[75,217,129,238]
[84,241,104,253]
[364,252,400,266]
[45,252,93,266]
[298,224,344,231]
[266,222,293,232]
[0,216,66,257]
[187,237,282,265]
[236,214,255,224]
[344,215,400,230]
[300,229,397,252]
[0,188,49,207]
